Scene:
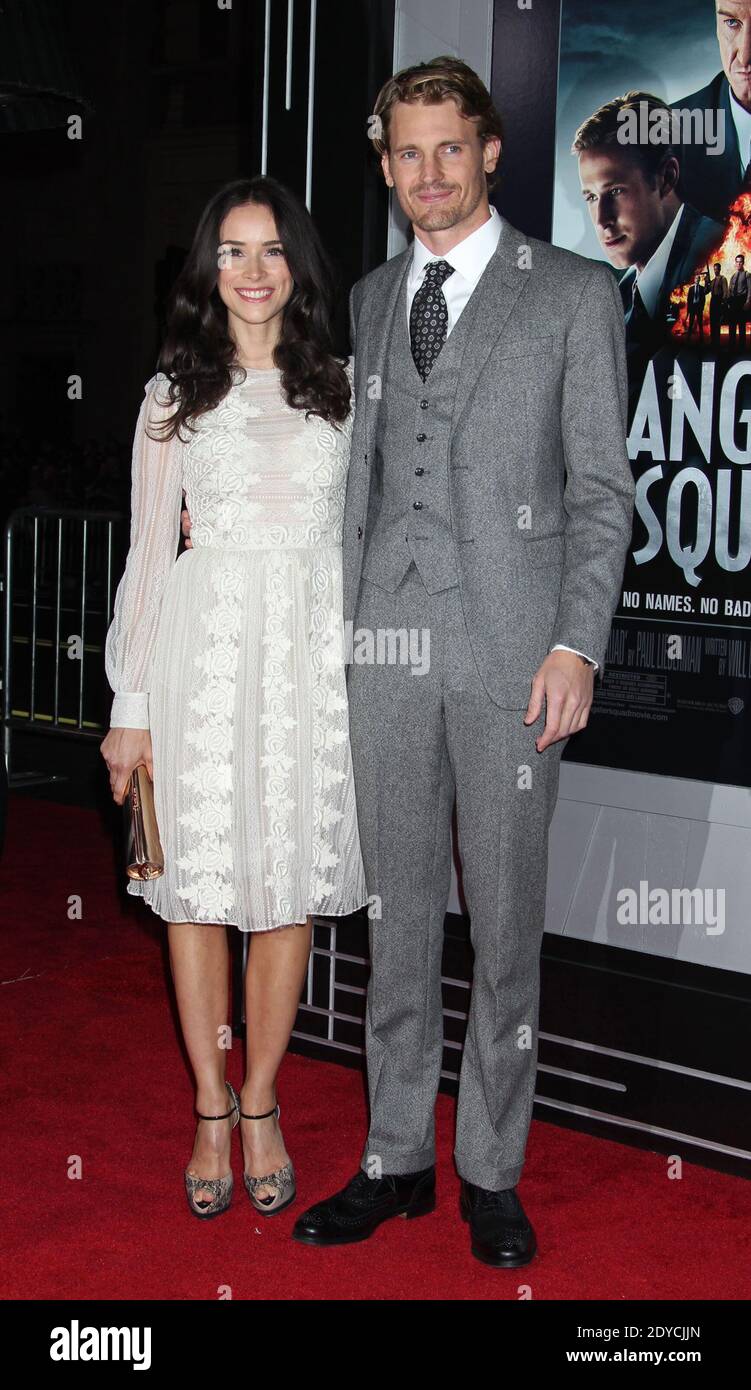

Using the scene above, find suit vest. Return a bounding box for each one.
[361,262,482,593]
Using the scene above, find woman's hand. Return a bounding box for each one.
[100,727,154,805]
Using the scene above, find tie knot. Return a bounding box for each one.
[423,259,454,287]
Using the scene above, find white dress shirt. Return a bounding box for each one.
[729,87,751,176]
[407,204,598,669]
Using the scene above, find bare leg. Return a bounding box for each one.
[241,917,313,1199]
[168,921,232,1205]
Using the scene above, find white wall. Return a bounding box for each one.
[388,0,494,256]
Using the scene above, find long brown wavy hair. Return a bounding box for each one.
[149,176,350,443]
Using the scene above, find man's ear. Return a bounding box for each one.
[483,134,502,174]
[661,154,680,196]
[381,151,393,187]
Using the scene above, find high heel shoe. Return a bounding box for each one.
[240,1101,296,1216]
[184,1080,240,1219]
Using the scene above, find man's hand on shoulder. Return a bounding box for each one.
[524,649,595,752]
[181,491,193,549]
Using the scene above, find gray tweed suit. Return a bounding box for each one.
[342,213,634,1191]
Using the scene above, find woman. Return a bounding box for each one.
[100,176,368,1219]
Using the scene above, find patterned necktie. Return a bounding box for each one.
[409,259,454,380]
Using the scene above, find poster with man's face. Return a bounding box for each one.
[554,0,751,787]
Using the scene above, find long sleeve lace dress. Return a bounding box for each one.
[104,359,368,932]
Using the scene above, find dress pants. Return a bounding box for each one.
[346,562,567,1191]
[728,301,748,347]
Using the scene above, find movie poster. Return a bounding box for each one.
[554,1,751,786]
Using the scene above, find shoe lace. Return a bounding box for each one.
[344,1168,386,1204]
[475,1186,522,1217]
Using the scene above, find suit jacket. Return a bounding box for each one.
[618,201,724,375]
[672,72,744,224]
[342,215,636,707]
[658,203,725,322]
[687,284,706,311]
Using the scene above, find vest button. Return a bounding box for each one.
[416,432,427,442]
[420,400,429,409]
[413,500,423,510]
[415,467,425,476]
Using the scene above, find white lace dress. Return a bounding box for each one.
[105,359,368,932]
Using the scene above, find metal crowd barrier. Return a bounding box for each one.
[1,505,379,1063]
[2,506,126,784]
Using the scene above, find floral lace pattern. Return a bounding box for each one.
[182,367,349,551]
[260,551,298,924]
[112,360,368,932]
[176,556,245,920]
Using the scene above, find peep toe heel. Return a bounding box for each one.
[184,1079,240,1219]
[241,1101,296,1216]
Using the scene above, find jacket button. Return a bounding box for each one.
[420,400,429,409]
[416,432,427,442]
[357,525,363,539]
[415,466,425,476]
[413,500,423,510]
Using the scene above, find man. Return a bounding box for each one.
[687,273,708,338]
[287,57,635,1269]
[709,259,729,346]
[727,250,751,345]
[573,92,725,377]
[672,0,751,223]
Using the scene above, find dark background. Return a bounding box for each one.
[0,0,564,540]
[0,0,394,535]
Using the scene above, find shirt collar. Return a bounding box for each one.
[408,204,502,290]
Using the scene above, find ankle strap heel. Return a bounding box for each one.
[184,1080,240,1220]
[239,1101,295,1215]
[196,1081,240,1128]
[240,1102,280,1120]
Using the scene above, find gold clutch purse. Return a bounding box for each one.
[125,763,164,880]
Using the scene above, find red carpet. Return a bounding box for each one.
[1,795,750,1300]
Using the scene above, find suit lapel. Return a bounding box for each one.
[450,216,529,429]
[356,247,411,457]
[356,213,530,452]
[661,204,699,318]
